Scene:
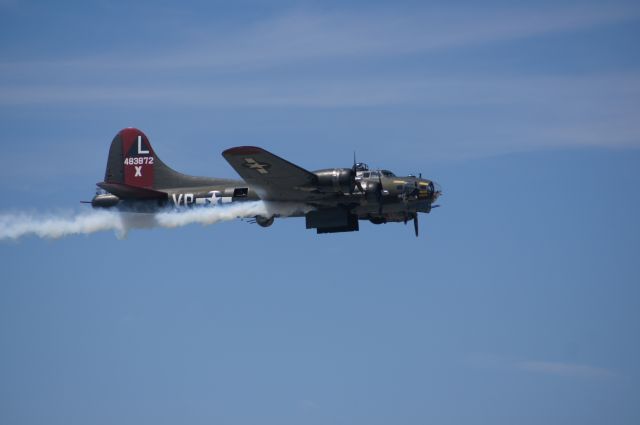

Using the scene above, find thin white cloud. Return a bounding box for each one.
[467,353,618,379]
[154,4,636,71]
[300,399,319,409]
[1,4,638,160]
[1,4,637,73]
[0,73,638,161]
[516,360,617,379]
[1,74,638,107]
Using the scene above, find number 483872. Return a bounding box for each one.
[124,157,154,165]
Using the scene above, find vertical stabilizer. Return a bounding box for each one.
[103,128,226,191]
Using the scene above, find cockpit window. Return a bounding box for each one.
[380,170,395,177]
[369,171,380,177]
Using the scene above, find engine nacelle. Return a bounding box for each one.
[314,168,354,194]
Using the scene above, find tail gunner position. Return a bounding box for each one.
[89,128,442,236]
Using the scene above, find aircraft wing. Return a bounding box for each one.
[222,146,318,201]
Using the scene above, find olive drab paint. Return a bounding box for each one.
[92,128,442,236]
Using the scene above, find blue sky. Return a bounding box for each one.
[1,1,639,424]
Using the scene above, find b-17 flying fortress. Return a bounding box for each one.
[89,128,441,236]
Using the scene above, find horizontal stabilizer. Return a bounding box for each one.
[97,182,167,200]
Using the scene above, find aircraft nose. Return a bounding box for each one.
[433,181,442,193]
[428,181,442,201]
[417,179,441,201]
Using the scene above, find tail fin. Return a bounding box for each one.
[102,128,221,194]
[104,128,163,189]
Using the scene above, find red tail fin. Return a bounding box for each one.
[104,128,160,189]
[116,128,155,188]
[102,128,224,196]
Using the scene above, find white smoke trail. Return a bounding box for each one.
[0,209,127,240]
[0,201,311,241]
[154,201,268,228]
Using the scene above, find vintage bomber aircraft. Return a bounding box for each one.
[89,128,441,236]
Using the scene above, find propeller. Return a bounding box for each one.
[413,214,419,237]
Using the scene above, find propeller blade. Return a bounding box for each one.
[413,214,419,237]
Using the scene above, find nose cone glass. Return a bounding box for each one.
[432,181,442,200]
